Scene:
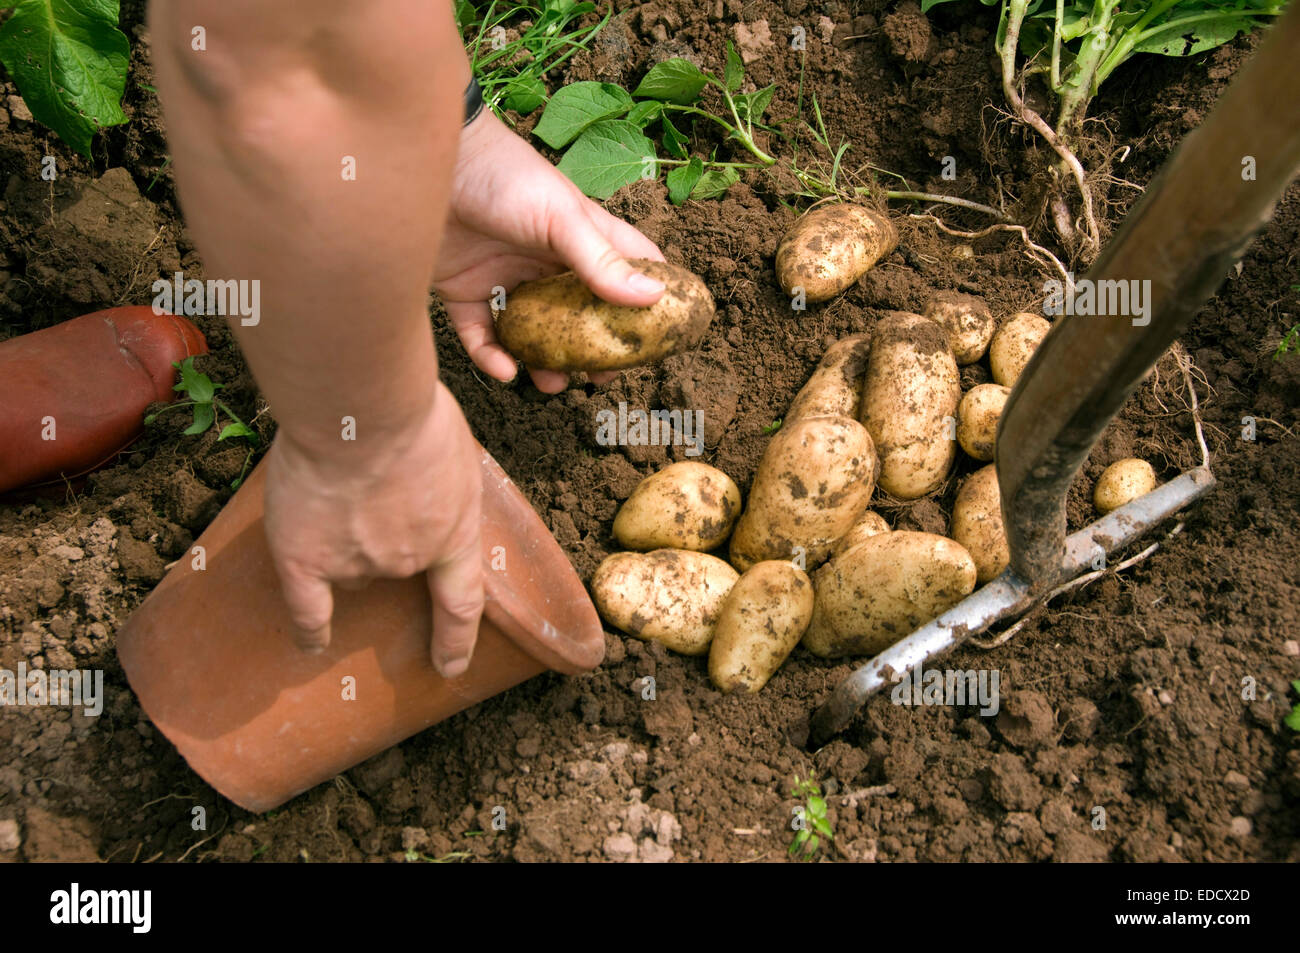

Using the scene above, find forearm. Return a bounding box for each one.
[149,0,470,464]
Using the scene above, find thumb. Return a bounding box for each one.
[278,567,335,653]
[549,204,665,307]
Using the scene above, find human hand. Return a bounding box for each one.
[262,381,483,677]
[433,111,666,393]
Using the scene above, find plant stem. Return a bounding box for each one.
[1056,0,1115,134]
[662,104,775,165]
[885,191,1006,218]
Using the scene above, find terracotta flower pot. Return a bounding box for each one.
[116,447,605,812]
[0,306,208,494]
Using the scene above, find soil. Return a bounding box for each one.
[1,0,1298,863]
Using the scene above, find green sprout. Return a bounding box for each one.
[763,418,783,435]
[144,358,260,488]
[1286,680,1300,733]
[788,774,834,861]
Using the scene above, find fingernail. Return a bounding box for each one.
[626,272,665,295]
[438,656,470,679]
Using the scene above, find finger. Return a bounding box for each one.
[277,568,335,653]
[528,366,570,393]
[444,300,519,382]
[588,371,620,386]
[588,203,666,262]
[548,203,666,307]
[427,539,485,679]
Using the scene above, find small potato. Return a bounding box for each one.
[1094,458,1158,515]
[729,415,877,572]
[830,509,891,558]
[803,532,977,658]
[775,205,898,303]
[859,312,961,499]
[989,312,1051,387]
[785,334,871,422]
[613,462,741,552]
[949,465,1009,584]
[590,549,738,655]
[956,383,1011,462]
[708,561,814,693]
[922,291,995,365]
[495,259,715,371]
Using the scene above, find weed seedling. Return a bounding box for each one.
[144,358,260,488]
[1286,681,1300,733]
[763,418,783,435]
[789,774,834,861]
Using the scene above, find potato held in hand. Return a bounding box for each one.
[804,532,977,658]
[613,461,741,552]
[728,415,877,572]
[496,259,715,371]
[785,334,871,422]
[775,205,898,303]
[591,549,738,655]
[709,561,814,693]
[859,312,961,499]
[949,464,1009,584]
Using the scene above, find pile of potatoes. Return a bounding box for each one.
[589,205,1161,692]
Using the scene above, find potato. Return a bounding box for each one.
[922,291,995,365]
[858,311,960,499]
[590,549,738,655]
[708,561,814,693]
[495,259,715,371]
[775,205,898,303]
[1094,458,1158,515]
[956,383,1011,462]
[948,465,1009,584]
[729,415,877,572]
[613,462,741,552]
[785,334,871,422]
[803,532,977,658]
[830,509,890,558]
[989,312,1051,387]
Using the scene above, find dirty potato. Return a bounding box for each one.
[785,334,871,422]
[859,311,961,499]
[922,291,995,365]
[989,312,1051,387]
[613,462,742,552]
[590,549,738,655]
[1094,458,1158,514]
[956,383,1011,462]
[775,205,898,303]
[803,532,977,658]
[728,415,877,572]
[830,509,891,558]
[948,465,1009,584]
[495,259,715,371]
[708,561,814,693]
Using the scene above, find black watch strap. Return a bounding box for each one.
[463,76,485,126]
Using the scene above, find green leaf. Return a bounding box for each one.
[173,358,215,404]
[0,0,130,158]
[533,81,633,149]
[633,57,707,105]
[666,157,703,204]
[183,402,215,436]
[788,829,809,855]
[723,40,744,93]
[690,165,739,200]
[557,120,657,199]
[1132,16,1255,58]
[626,100,663,127]
[502,75,546,114]
[660,112,688,159]
[1286,706,1300,732]
[218,422,255,442]
[734,84,776,125]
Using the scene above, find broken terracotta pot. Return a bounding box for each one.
[116,446,605,812]
[0,306,208,494]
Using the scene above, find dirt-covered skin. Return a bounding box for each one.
[860,311,961,499]
[728,415,877,571]
[775,204,898,303]
[612,461,741,551]
[922,291,995,365]
[785,333,871,421]
[496,259,715,371]
[708,561,813,694]
[0,0,1297,863]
